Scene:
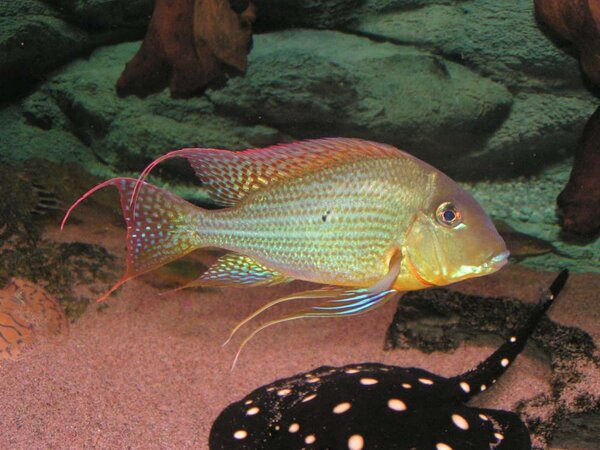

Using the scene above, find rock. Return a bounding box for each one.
[208,30,513,163]
[0,0,153,101]
[0,104,98,169]
[385,271,600,448]
[0,0,89,99]
[44,0,153,30]
[351,0,584,90]
[446,93,597,179]
[256,0,362,29]
[19,42,286,177]
[361,0,456,13]
[101,113,279,172]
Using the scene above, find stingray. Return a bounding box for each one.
[210,269,568,450]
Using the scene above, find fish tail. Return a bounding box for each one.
[62,177,209,301]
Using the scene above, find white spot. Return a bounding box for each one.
[360,377,378,385]
[510,336,517,343]
[480,384,487,391]
[479,413,489,421]
[306,377,320,383]
[348,434,364,450]
[401,383,412,389]
[436,444,453,450]
[288,423,300,433]
[277,388,291,396]
[495,433,504,441]
[387,398,407,411]
[302,394,317,402]
[451,414,469,430]
[274,425,280,431]
[501,358,510,367]
[460,382,471,393]
[233,430,247,440]
[244,399,253,405]
[305,434,316,444]
[246,407,259,416]
[333,402,352,414]
[345,369,359,374]
[419,378,434,385]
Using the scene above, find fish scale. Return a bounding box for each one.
[200,158,427,286]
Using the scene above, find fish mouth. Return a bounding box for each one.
[486,250,510,270]
[447,250,511,283]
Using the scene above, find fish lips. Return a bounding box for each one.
[456,249,510,280]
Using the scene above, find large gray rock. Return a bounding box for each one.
[0,0,150,100]
[256,0,455,29]
[45,0,153,29]
[351,0,583,90]
[448,93,598,179]
[20,42,287,177]
[0,104,100,171]
[256,0,362,29]
[0,0,88,97]
[208,29,513,162]
[361,0,458,14]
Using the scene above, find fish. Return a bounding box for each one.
[62,138,509,363]
[493,219,573,262]
[209,269,569,450]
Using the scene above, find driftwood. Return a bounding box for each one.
[535,0,600,236]
[557,105,600,236]
[117,0,255,98]
[535,0,600,85]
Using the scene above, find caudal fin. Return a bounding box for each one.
[62,177,205,301]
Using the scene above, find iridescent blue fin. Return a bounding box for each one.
[181,253,293,289]
[229,250,403,369]
[229,287,400,369]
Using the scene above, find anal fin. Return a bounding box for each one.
[183,253,293,289]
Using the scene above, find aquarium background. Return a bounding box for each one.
[0,1,599,449]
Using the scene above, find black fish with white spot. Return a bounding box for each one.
[209,269,568,450]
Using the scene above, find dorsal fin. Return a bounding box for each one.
[130,138,401,210]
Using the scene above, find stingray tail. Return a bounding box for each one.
[61,177,208,301]
[451,269,569,400]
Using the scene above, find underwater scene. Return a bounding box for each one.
[0,1,599,449]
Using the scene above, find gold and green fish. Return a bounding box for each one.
[62,138,509,362]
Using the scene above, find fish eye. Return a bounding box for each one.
[436,202,462,227]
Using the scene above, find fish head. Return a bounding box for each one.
[404,173,509,287]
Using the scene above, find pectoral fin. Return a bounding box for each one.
[229,249,403,369]
[181,253,293,289]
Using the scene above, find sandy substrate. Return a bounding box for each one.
[0,211,598,449]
